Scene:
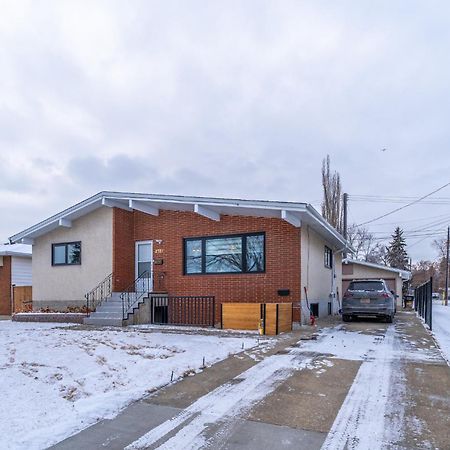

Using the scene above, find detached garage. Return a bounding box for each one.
[342,259,411,307]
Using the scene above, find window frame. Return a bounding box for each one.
[183,232,266,275]
[51,241,82,266]
[324,245,333,269]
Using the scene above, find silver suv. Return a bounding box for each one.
[342,279,396,323]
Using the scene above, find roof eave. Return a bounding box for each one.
[9,192,352,250]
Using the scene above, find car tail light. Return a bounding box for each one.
[381,293,390,298]
[344,292,353,298]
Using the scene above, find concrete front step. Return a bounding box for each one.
[97,303,123,311]
[84,317,123,326]
[88,313,123,319]
[84,292,167,326]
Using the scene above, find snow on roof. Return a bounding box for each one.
[0,243,32,257]
[9,191,352,250]
[343,258,411,280]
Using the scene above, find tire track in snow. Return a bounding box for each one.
[125,353,312,450]
[320,326,397,450]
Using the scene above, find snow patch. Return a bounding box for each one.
[0,321,256,450]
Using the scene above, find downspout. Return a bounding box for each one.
[301,226,312,326]
[332,244,350,314]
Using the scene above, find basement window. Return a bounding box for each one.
[184,232,265,275]
[52,242,81,266]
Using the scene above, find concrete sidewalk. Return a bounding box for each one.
[52,312,450,450]
[52,327,325,450]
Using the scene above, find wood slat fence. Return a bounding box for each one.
[221,302,292,335]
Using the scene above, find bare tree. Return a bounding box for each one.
[432,237,446,259]
[321,155,343,232]
[411,260,440,289]
[432,238,448,291]
[347,224,387,264]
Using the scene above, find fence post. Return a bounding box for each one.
[429,277,433,331]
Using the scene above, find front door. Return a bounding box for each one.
[135,241,153,293]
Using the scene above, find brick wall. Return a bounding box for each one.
[112,208,301,323]
[0,256,12,315]
[112,208,135,291]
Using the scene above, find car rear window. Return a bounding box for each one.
[348,281,384,291]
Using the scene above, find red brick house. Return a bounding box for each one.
[9,192,350,326]
[0,244,32,315]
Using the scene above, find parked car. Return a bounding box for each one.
[432,292,440,301]
[342,279,396,323]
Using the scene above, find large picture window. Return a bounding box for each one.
[184,233,265,275]
[52,242,81,266]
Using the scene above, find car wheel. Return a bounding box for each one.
[342,315,351,322]
[386,315,393,324]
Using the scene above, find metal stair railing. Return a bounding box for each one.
[85,273,113,316]
[120,271,151,319]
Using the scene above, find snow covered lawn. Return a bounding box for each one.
[433,303,450,364]
[0,321,257,450]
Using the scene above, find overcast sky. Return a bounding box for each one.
[1,1,449,261]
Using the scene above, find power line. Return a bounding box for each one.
[368,213,450,227]
[408,235,440,250]
[356,181,450,227]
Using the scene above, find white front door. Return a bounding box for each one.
[135,241,153,292]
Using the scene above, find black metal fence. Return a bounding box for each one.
[415,278,432,330]
[85,273,113,315]
[121,271,151,319]
[151,296,215,327]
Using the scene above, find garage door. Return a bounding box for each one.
[384,278,396,295]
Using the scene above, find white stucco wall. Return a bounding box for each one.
[11,257,32,286]
[32,207,113,306]
[301,225,344,319]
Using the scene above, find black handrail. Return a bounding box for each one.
[85,273,113,316]
[120,271,151,319]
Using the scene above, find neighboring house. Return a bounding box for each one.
[9,192,350,325]
[0,244,32,315]
[342,258,411,306]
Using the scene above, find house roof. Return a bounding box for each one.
[0,243,32,258]
[343,258,411,280]
[9,191,351,250]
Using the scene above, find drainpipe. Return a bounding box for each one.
[332,244,350,314]
[11,283,15,316]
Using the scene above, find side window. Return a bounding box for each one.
[52,242,81,266]
[324,246,333,269]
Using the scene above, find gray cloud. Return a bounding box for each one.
[1,1,450,260]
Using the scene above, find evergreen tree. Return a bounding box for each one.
[386,227,409,270]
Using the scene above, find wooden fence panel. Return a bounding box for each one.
[265,304,277,335]
[13,286,32,313]
[277,303,293,333]
[222,302,292,334]
[222,303,261,330]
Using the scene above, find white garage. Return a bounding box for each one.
[342,259,411,307]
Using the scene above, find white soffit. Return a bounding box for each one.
[281,210,301,227]
[194,204,220,221]
[9,191,349,249]
[128,199,159,216]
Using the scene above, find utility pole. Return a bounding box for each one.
[343,192,348,258]
[445,226,449,306]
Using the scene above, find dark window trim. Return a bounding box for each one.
[52,241,82,266]
[183,232,266,275]
[324,245,333,269]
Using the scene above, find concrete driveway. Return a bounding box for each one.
[53,312,450,450]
